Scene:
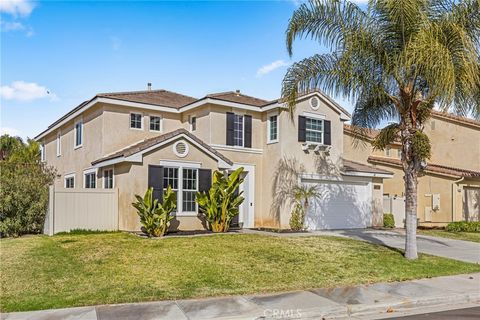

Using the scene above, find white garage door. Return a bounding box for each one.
[303,179,372,230]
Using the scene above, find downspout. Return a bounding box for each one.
[452,177,465,223]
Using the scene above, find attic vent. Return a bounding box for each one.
[310,96,320,110]
[173,141,189,158]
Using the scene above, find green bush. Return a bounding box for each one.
[132,186,176,237]
[196,167,244,233]
[289,203,305,231]
[445,221,480,233]
[0,135,56,237]
[383,213,395,228]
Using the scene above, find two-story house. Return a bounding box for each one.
[343,112,480,227]
[36,87,392,232]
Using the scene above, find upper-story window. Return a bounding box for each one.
[190,116,197,132]
[56,131,61,157]
[65,174,75,188]
[268,115,278,143]
[233,114,244,147]
[149,116,161,131]
[385,147,391,157]
[130,113,143,129]
[305,117,323,143]
[74,120,83,148]
[40,143,46,162]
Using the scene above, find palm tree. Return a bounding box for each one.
[282,0,480,259]
[290,184,322,230]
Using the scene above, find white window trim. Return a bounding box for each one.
[40,142,46,162]
[102,167,115,189]
[64,173,75,188]
[305,117,324,145]
[267,112,279,144]
[189,115,197,132]
[233,114,245,148]
[130,112,144,130]
[74,118,83,149]
[149,115,162,132]
[83,168,97,188]
[56,131,61,157]
[161,162,199,216]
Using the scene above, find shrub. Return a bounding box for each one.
[289,203,305,231]
[0,135,56,237]
[383,213,395,228]
[445,221,480,233]
[196,167,244,232]
[132,186,176,237]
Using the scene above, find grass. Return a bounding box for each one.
[1,232,480,312]
[418,229,480,243]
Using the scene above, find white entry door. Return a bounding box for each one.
[302,179,372,230]
[233,164,255,228]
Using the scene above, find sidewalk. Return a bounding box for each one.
[2,273,479,320]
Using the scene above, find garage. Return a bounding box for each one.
[302,177,373,230]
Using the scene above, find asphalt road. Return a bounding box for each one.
[386,306,480,319]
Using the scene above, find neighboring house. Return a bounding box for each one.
[36,87,392,232]
[343,111,480,227]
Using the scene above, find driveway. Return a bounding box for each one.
[315,229,480,264]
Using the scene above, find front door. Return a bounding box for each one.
[231,164,255,229]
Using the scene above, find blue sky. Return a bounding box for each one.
[1,0,361,140]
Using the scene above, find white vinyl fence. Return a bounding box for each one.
[44,186,119,235]
[383,195,406,228]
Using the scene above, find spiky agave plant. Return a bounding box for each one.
[283,0,480,259]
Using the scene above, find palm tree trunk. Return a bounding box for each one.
[404,161,418,259]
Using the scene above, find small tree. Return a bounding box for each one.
[196,167,245,232]
[0,135,56,237]
[132,186,176,237]
[289,185,321,231]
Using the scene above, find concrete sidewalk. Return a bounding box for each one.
[2,273,479,320]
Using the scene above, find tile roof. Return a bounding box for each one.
[204,91,270,107]
[368,156,480,178]
[92,129,233,166]
[343,124,379,141]
[431,110,480,129]
[97,89,197,109]
[342,159,393,175]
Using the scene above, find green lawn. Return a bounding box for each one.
[418,229,480,243]
[1,232,479,312]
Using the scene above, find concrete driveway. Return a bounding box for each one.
[315,229,480,264]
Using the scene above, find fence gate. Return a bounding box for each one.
[44,186,119,235]
[383,195,406,228]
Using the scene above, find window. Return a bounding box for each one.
[130,113,142,129]
[56,132,61,157]
[40,143,46,162]
[182,168,197,212]
[104,169,113,189]
[65,175,75,188]
[305,117,323,143]
[233,114,244,147]
[190,116,197,131]
[397,149,402,159]
[74,120,83,148]
[385,147,391,157]
[84,172,96,188]
[163,166,198,214]
[150,116,161,131]
[268,115,278,143]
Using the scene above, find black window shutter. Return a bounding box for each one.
[244,115,252,148]
[298,116,306,142]
[148,165,164,203]
[226,112,234,146]
[324,120,331,145]
[198,169,212,193]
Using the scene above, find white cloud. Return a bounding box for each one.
[0,127,21,137]
[1,21,25,31]
[256,60,290,77]
[0,0,35,17]
[0,81,58,102]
